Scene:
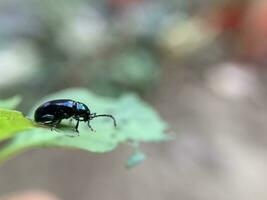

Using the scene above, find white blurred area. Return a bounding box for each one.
[0,42,39,89]
[205,62,260,100]
[56,7,109,57]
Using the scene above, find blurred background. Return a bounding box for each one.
[1,0,267,199]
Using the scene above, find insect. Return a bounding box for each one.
[34,99,117,134]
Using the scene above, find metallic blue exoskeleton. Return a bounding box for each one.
[34,99,116,134]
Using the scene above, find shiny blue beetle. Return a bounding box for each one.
[34,99,116,134]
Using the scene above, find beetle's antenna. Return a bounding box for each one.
[90,114,117,127]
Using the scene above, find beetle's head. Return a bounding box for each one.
[74,102,90,121]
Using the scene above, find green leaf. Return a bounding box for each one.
[110,50,161,92]
[0,109,35,141]
[0,96,22,109]
[126,151,147,169]
[0,88,169,162]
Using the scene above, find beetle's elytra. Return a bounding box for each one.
[34,99,117,135]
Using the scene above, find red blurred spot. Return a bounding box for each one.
[208,6,245,31]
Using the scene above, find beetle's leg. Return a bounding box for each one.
[69,118,73,124]
[75,120,80,135]
[41,114,55,122]
[87,121,96,132]
[50,119,62,131]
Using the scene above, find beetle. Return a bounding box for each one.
[34,99,117,134]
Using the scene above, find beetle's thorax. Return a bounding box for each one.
[73,102,91,121]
